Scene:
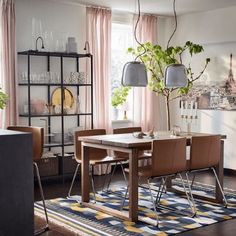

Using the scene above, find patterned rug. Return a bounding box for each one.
[35,181,236,236]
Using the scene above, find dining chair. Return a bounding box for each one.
[185,135,228,208]
[7,126,49,235]
[121,137,196,226]
[103,127,151,191]
[68,129,127,200]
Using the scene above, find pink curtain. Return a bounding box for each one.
[86,7,111,175]
[0,0,17,128]
[133,14,158,132]
[86,7,111,131]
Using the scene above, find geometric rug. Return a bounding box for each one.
[35,181,236,236]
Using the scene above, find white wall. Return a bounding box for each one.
[170,6,236,169]
[16,0,86,52]
[174,6,236,45]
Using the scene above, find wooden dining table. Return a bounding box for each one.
[79,132,226,222]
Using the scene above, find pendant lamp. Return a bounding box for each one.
[165,64,188,88]
[121,0,148,87]
[164,0,188,88]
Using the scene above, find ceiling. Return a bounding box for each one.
[62,0,236,16]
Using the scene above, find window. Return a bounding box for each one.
[111,22,134,120]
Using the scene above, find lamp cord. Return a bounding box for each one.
[166,0,177,50]
[134,0,146,61]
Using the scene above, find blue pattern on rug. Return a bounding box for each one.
[35,181,236,236]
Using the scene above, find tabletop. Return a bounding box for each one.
[79,131,226,148]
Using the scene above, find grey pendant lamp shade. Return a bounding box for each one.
[165,64,188,88]
[121,0,148,87]
[122,61,148,87]
[164,0,188,88]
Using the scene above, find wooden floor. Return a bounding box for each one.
[34,168,236,236]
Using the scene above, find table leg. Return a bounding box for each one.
[215,140,224,203]
[129,149,139,222]
[81,144,90,202]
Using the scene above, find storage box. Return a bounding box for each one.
[35,157,59,177]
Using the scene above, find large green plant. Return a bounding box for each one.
[127,41,210,130]
[0,88,8,110]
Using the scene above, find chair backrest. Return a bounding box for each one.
[74,129,107,161]
[189,135,221,170]
[7,126,44,161]
[113,127,141,134]
[151,138,187,177]
[113,127,142,158]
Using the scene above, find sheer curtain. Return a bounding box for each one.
[133,14,159,131]
[86,7,112,175]
[86,7,111,132]
[0,0,17,128]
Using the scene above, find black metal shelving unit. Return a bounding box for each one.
[17,50,94,180]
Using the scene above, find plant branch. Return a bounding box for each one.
[192,60,209,82]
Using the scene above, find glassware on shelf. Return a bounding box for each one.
[20,72,28,83]
[31,17,43,50]
[78,72,85,84]
[31,99,46,115]
[54,32,67,52]
[44,31,53,51]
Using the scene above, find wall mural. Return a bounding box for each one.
[182,42,236,110]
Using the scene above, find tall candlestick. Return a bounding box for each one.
[190,101,193,118]
[185,101,188,118]
[180,101,184,116]
[194,102,198,117]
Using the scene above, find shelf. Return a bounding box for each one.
[44,142,74,148]
[18,50,92,58]
[19,83,92,87]
[19,113,92,117]
[18,48,93,182]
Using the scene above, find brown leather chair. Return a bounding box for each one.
[68,129,127,199]
[7,126,49,235]
[186,135,228,207]
[122,137,195,226]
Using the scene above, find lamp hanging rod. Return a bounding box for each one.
[167,0,177,49]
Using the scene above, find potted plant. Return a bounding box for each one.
[123,41,210,130]
[111,86,131,120]
[0,88,8,110]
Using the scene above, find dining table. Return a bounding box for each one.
[79,131,226,223]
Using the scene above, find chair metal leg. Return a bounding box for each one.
[101,163,111,192]
[67,163,80,198]
[106,162,118,191]
[211,167,228,207]
[105,162,127,194]
[147,178,159,226]
[178,173,196,216]
[161,177,167,194]
[34,162,49,235]
[120,184,129,210]
[190,173,196,189]
[185,172,197,214]
[155,178,167,206]
[91,166,96,202]
[120,162,128,186]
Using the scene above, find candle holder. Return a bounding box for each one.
[180,100,198,134]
